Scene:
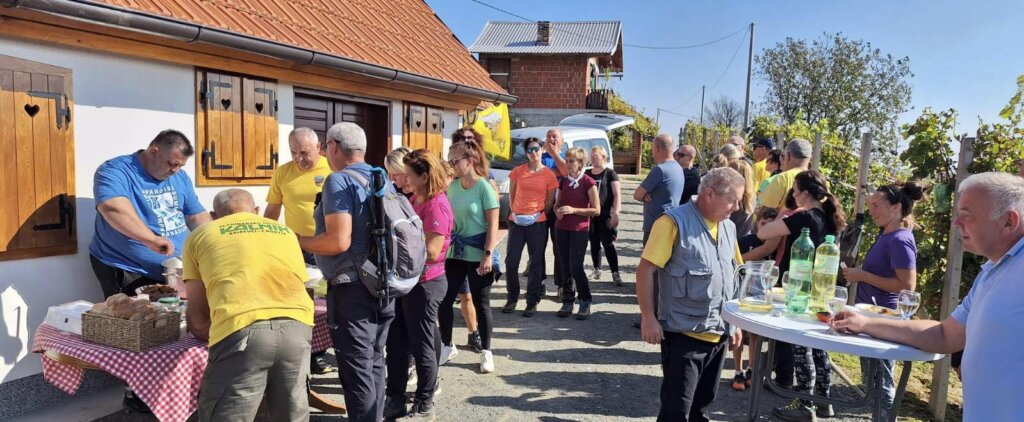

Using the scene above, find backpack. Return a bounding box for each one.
[342,168,427,301]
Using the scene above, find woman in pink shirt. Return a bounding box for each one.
[382,149,453,419]
[554,147,601,319]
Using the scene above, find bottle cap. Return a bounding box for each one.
[825,234,835,243]
[158,297,180,304]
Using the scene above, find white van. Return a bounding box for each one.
[490,113,635,223]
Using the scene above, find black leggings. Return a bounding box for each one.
[439,259,494,350]
[557,229,591,304]
[589,216,619,272]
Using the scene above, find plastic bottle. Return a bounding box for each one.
[786,228,815,314]
[810,235,841,312]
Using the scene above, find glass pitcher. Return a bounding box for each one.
[735,260,781,312]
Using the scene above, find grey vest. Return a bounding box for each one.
[656,202,739,337]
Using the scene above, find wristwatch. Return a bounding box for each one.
[483,249,492,256]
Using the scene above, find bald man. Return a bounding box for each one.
[183,188,314,422]
[634,134,685,244]
[265,127,332,239]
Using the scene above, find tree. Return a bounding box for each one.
[606,91,659,168]
[756,33,913,167]
[706,96,744,129]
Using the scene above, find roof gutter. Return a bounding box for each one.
[2,0,518,105]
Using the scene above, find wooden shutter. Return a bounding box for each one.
[197,70,243,179]
[0,54,76,261]
[243,78,278,178]
[404,104,427,150]
[426,107,444,156]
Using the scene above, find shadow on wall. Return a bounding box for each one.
[0,285,29,383]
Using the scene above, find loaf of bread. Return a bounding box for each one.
[90,293,162,321]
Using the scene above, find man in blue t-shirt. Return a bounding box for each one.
[542,128,569,297]
[89,129,210,298]
[634,134,685,244]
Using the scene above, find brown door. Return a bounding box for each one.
[294,93,390,167]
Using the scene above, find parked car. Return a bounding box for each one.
[490,113,635,224]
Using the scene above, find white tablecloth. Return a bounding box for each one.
[722,301,943,362]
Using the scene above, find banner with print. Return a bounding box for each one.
[468,103,511,160]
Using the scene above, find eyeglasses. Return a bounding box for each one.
[448,157,465,167]
[674,151,692,159]
[456,134,476,141]
[566,158,579,164]
[526,146,541,154]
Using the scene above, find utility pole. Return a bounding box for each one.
[742,22,754,131]
[699,85,706,126]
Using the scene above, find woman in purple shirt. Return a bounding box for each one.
[554,147,601,319]
[840,180,924,418]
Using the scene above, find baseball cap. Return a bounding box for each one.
[786,138,812,159]
[751,137,775,150]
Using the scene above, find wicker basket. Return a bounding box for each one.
[81,311,181,352]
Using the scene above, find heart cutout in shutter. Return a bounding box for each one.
[24,104,40,117]
[220,98,231,109]
[255,103,264,113]
[416,121,421,128]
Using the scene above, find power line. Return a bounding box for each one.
[469,0,747,50]
[666,27,749,115]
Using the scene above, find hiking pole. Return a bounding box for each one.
[370,168,389,307]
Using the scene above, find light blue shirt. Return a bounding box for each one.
[950,235,1024,421]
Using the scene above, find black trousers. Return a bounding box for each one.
[504,222,548,305]
[659,331,728,422]
[773,341,795,387]
[439,259,494,350]
[589,215,619,272]
[328,282,395,422]
[385,276,447,405]
[89,254,162,298]
[556,229,591,304]
[546,209,564,289]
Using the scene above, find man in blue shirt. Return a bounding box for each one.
[634,134,686,244]
[89,129,210,298]
[834,172,1024,421]
[542,128,569,298]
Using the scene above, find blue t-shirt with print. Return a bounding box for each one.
[314,163,392,281]
[89,153,205,280]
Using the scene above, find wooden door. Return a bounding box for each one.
[294,93,390,166]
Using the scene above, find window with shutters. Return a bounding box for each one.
[194,69,279,186]
[403,103,444,157]
[486,58,511,90]
[0,54,77,261]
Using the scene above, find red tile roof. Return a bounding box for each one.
[89,0,506,95]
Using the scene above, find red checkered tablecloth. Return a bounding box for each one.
[312,298,332,353]
[31,323,208,422]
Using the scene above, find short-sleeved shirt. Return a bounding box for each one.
[541,152,564,177]
[739,233,772,261]
[447,177,499,262]
[412,193,454,282]
[680,167,701,204]
[586,167,620,216]
[90,152,206,280]
[266,157,332,236]
[752,159,770,189]
[639,160,686,232]
[509,164,558,222]
[759,167,802,211]
[854,228,917,308]
[313,163,376,280]
[182,212,314,346]
[950,235,1024,421]
[555,174,596,231]
[779,208,837,274]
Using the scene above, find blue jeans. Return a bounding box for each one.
[860,357,895,416]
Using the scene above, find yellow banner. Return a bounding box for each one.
[468,103,511,160]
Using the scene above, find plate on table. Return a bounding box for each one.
[769,287,786,303]
[854,303,901,320]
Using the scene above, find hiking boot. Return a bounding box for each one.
[480,350,495,373]
[439,344,458,365]
[815,403,834,418]
[612,271,623,286]
[588,267,602,280]
[575,303,591,320]
[406,400,436,421]
[467,331,483,352]
[501,300,517,314]
[523,304,537,317]
[309,353,334,374]
[557,302,574,318]
[731,372,747,391]
[383,396,408,421]
[772,399,817,422]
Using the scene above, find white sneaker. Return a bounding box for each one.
[588,267,602,280]
[480,350,495,373]
[439,344,458,365]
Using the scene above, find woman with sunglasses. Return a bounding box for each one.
[382,149,452,420]
[554,147,601,319]
[440,141,499,373]
[501,137,558,316]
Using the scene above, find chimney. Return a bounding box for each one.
[537,21,550,46]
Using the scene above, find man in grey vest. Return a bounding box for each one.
[636,167,746,422]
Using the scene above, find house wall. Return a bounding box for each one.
[484,55,589,109]
[0,35,460,386]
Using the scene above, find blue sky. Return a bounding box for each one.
[427,0,1024,139]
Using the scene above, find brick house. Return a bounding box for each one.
[469,21,623,127]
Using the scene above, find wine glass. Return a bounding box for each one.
[897,289,921,320]
[827,286,849,334]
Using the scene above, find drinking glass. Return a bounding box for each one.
[827,286,849,334]
[897,289,921,320]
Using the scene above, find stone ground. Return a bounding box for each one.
[66,177,884,421]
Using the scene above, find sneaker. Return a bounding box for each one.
[480,350,495,373]
[467,331,483,352]
[744,368,753,388]
[575,303,591,320]
[523,304,537,317]
[383,395,408,421]
[557,302,574,318]
[406,363,418,388]
[815,403,834,418]
[310,353,335,374]
[406,400,436,421]
[501,300,517,314]
[588,267,602,280]
[439,344,458,365]
[731,372,747,391]
[122,390,152,414]
[772,399,817,422]
[612,271,623,286]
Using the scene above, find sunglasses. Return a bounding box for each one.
[674,151,692,158]
[526,146,541,154]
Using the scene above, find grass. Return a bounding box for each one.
[830,353,963,421]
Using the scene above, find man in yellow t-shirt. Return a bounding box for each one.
[636,167,746,421]
[184,189,314,422]
[750,137,775,190]
[756,138,812,213]
[265,127,332,237]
